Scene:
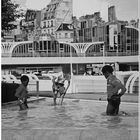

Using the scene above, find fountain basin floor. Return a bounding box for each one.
[2,98,138,140]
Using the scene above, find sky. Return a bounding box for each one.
[13,0,139,21]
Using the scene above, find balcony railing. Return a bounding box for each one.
[1,51,138,57]
[105,51,138,56]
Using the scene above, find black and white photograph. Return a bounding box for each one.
[1,0,139,139]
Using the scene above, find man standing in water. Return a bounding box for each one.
[102,65,126,115]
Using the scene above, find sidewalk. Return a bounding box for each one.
[29,91,139,103]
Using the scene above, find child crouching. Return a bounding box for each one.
[52,74,70,105]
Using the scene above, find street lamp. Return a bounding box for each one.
[70,44,73,93]
[102,43,105,66]
[70,45,73,76]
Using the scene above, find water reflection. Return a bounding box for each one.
[52,106,74,127]
[106,116,122,129]
[17,110,28,121]
[100,110,138,129]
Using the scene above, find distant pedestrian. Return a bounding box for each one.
[84,68,95,76]
[15,75,29,111]
[102,65,126,115]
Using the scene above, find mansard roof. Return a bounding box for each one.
[56,23,73,31]
[25,9,41,22]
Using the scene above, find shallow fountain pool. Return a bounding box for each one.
[2,98,138,140]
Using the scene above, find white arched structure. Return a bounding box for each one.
[129,72,139,93]
[125,71,139,93]
[2,41,104,57]
[1,43,13,55]
[59,41,104,56]
[1,41,33,56]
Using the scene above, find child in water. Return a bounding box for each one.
[15,75,29,110]
[102,65,126,115]
[52,74,70,105]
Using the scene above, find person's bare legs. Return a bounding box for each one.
[53,91,57,105]
[60,93,66,105]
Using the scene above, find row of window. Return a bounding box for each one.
[26,12,36,21]
[43,3,59,20]
[41,30,73,39]
[42,20,54,28]
[46,3,58,12]
[55,33,73,39]
[44,12,55,20]
[43,29,54,35]
[78,27,104,38]
[80,20,101,29]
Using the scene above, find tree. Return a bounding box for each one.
[2,0,23,31]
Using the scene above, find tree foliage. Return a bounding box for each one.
[2,0,23,31]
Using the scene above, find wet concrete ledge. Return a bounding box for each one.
[2,97,46,106]
[29,91,139,103]
[2,128,138,140]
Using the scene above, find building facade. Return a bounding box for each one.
[40,0,73,42]
[24,9,41,41]
[74,12,105,43]
[1,2,139,75]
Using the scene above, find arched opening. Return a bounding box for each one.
[85,43,104,56]
[11,41,78,57]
